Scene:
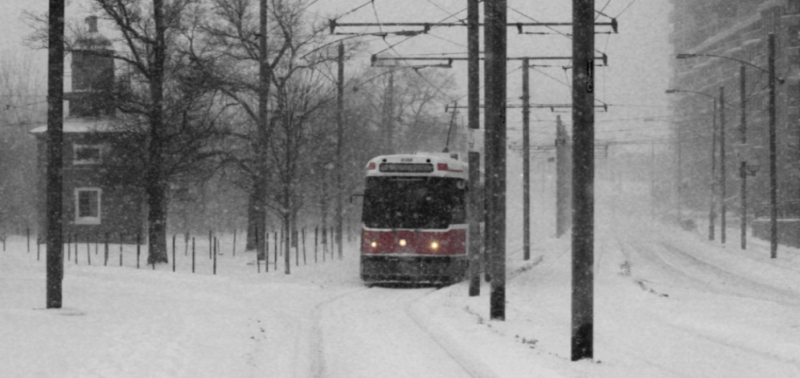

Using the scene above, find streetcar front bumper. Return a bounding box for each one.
[360,255,467,284]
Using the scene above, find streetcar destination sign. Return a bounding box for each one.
[379,163,434,173]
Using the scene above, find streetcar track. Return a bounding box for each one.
[405,288,500,378]
[308,286,372,378]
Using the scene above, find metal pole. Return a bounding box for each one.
[556,117,569,237]
[739,64,747,250]
[719,86,726,244]
[384,71,395,153]
[336,42,344,260]
[484,0,507,321]
[522,59,531,261]
[709,98,717,241]
[768,33,777,259]
[467,0,481,297]
[677,124,682,224]
[651,141,655,219]
[571,0,594,361]
[46,0,65,309]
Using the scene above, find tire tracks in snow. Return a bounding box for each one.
[309,285,498,378]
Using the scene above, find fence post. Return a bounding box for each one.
[104,232,109,266]
[136,233,141,269]
[192,237,195,273]
[208,229,212,259]
[119,233,123,267]
[302,228,306,265]
[172,234,176,272]
[268,230,269,273]
[213,236,217,275]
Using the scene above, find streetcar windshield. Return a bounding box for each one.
[362,177,466,229]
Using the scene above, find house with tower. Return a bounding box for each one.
[31,16,145,243]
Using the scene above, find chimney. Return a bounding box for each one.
[85,15,99,33]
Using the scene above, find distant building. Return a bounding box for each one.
[31,16,144,243]
[668,0,800,245]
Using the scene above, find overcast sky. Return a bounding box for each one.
[0,0,674,149]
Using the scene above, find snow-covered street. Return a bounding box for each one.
[4,161,800,378]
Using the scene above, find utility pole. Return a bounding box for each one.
[467,0,481,297]
[709,98,718,241]
[255,0,269,260]
[484,0,507,321]
[719,86,726,244]
[336,42,344,260]
[677,124,682,224]
[46,0,65,309]
[384,70,395,153]
[571,0,595,361]
[739,64,747,250]
[522,59,531,261]
[650,141,655,219]
[556,116,570,238]
[768,32,777,259]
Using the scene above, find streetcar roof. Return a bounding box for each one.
[365,153,468,179]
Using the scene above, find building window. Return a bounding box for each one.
[75,188,101,225]
[73,144,103,165]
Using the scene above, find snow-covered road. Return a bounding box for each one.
[4,162,800,377]
[315,287,475,378]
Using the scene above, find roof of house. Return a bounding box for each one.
[29,117,120,135]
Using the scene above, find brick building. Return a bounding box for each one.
[668,0,800,245]
[31,16,144,243]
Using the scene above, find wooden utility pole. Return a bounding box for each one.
[484,0,507,321]
[254,0,269,260]
[467,0,481,297]
[46,0,65,309]
[522,59,531,261]
[336,42,345,260]
[571,0,595,361]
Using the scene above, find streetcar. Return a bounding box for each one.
[359,153,469,284]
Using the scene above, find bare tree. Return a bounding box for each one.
[83,0,227,264]
[196,0,346,258]
[0,53,46,232]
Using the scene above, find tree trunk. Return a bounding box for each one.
[146,182,169,264]
[246,189,258,250]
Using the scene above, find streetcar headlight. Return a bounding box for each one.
[431,241,439,250]
[399,239,407,247]
[370,241,377,248]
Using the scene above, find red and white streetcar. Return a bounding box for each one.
[359,153,469,284]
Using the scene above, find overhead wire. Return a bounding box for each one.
[615,0,641,18]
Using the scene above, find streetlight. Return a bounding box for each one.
[665,89,717,241]
[676,32,778,256]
